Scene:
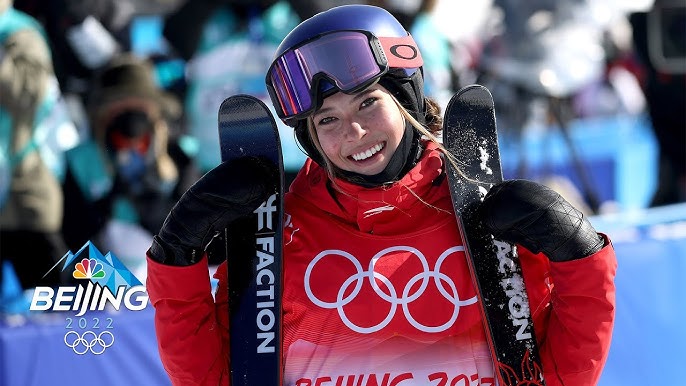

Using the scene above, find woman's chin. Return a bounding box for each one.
[345,161,388,176]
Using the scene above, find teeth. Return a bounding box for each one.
[352,143,384,161]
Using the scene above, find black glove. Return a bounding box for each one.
[148,157,276,266]
[479,179,605,262]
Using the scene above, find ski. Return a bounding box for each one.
[443,85,545,385]
[217,95,284,386]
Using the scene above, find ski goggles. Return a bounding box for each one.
[266,30,423,125]
[109,130,151,155]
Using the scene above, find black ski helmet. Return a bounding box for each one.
[266,5,427,175]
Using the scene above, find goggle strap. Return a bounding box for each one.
[274,60,297,115]
[378,35,423,69]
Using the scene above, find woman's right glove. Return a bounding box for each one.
[147,157,276,266]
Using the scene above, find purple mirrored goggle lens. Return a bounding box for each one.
[268,31,385,123]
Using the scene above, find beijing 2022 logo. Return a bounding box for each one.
[29,241,148,355]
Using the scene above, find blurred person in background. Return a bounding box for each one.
[475,0,655,214]
[12,0,187,164]
[11,0,127,144]
[12,0,177,99]
[163,0,301,177]
[60,53,190,280]
[630,0,686,207]
[0,0,78,306]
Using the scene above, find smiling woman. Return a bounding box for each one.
[145,5,618,386]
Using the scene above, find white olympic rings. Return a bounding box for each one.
[64,330,115,355]
[304,246,478,334]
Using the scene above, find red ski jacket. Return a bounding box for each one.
[147,143,617,386]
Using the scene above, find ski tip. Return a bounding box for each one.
[217,93,282,165]
[219,94,268,113]
[448,84,495,110]
[217,94,276,128]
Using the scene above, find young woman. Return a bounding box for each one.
[146,5,617,386]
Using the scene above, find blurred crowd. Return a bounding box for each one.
[0,0,684,308]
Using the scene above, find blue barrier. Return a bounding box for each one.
[0,308,170,386]
[593,204,686,385]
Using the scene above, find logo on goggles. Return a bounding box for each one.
[390,44,419,61]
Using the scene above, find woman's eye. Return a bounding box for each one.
[360,97,377,109]
[317,116,336,125]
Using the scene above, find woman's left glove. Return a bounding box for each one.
[478,179,605,262]
[147,157,276,266]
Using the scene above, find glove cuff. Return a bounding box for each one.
[548,215,605,262]
[147,235,202,267]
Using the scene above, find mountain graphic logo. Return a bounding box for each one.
[46,241,143,293]
[32,240,148,319]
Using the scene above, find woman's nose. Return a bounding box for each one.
[343,120,366,141]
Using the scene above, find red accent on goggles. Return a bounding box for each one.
[266,30,423,125]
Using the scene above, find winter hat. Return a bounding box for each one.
[89,53,181,137]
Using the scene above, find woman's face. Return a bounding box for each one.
[312,85,405,176]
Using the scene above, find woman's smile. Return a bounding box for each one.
[350,142,385,162]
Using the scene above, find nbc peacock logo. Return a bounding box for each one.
[73,258,106,279]
[29,241,148,355]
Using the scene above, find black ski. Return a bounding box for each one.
[217,95,284,386]
[443,85,545,385]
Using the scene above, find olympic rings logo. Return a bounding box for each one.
[304,246,478,334]
[64,330,115,355]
